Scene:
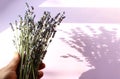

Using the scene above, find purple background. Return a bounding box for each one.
[0,0,120,79]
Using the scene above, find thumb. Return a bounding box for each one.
[7,52,20,71]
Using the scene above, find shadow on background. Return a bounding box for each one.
[61,26,120,79]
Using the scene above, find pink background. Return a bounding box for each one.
[0,0,120,79]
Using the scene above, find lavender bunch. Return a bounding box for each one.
[10,3,65,79]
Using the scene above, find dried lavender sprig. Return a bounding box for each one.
[10,3,65,79]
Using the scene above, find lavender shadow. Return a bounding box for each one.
[61,26,120,79]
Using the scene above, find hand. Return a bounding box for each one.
[38,62,45,79]
[0,53,45,79]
